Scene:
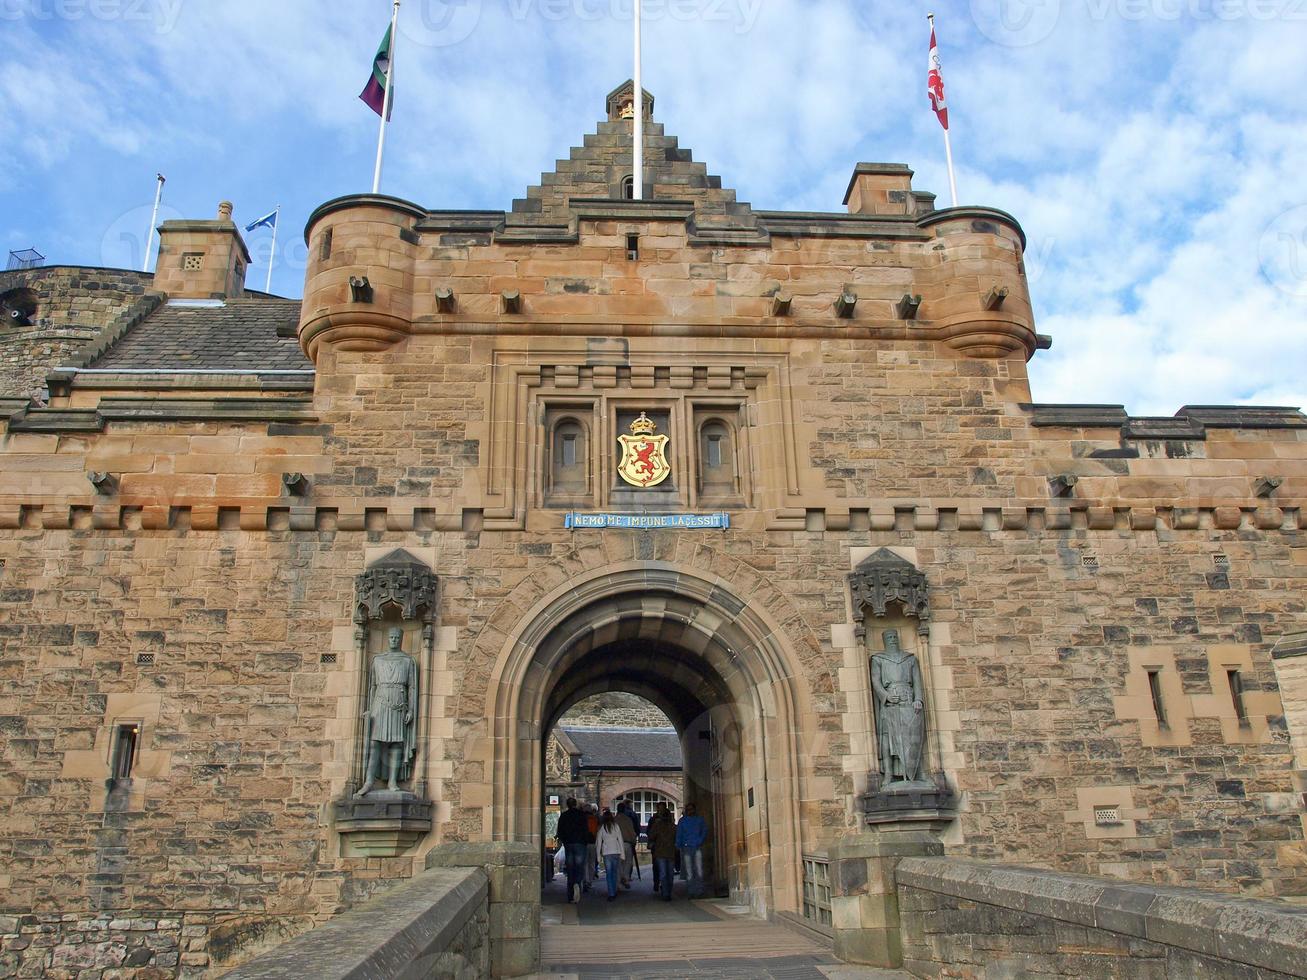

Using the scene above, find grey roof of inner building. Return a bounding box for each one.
[90,298,310,371]
[560,726,683,771]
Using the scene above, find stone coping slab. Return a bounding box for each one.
[221,866,486,979]
[895,858,1307,977]
[426,840,540,870]
[1272,631,1307,661]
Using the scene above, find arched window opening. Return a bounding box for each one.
[550,417,588,496]
[622,788,677,827]
[620,174,635,200]
[698,418,737,496]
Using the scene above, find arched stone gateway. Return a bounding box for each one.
[482,560,819,917]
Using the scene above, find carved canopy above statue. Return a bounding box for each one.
[355,549,438,624]
[849,549,930,637]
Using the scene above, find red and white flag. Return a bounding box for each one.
[927,23,949,131]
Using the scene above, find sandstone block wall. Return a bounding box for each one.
[0,267,154,400]
[1,158,1304,970]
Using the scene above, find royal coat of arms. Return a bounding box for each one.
[617,412,671,488]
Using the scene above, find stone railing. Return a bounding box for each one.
[895,859,1307,979]
[220,866,488,979]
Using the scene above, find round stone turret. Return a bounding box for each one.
[299,195,423,361]
[917,207,1038,359]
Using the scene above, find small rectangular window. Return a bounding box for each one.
[562,434,577,467]
[319,228,333,261]
[1227,669,1249,727]
[112,723,139,780]
[1147,670,1168,728]
[707,435,722,468]
[626,234,639,261]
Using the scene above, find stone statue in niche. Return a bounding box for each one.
[870,628,926,786]
[354,626,418,798]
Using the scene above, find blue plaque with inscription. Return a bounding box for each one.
[564,512,731,531]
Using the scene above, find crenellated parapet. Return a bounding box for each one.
[291,96,1041,366]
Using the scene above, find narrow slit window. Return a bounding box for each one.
[562,434,577,467]
[319,228,333,261]
[626,234,639,261]
[1147,670,1168,728]
[707,434,722,468]
[1227,669,1249,727]
[112,723,139,780]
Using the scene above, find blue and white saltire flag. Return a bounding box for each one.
[245,210,278,233]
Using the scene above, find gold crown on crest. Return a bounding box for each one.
[629,412,657,435]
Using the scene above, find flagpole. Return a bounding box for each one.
[632,0,643,200]
[942,126,958,208]
[144,173,165,272]
[265,206,280,294]
[928,13,958,207]
[372,0,401,195]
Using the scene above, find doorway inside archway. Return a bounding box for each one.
[543,692,694,910]
[538,631,768,912]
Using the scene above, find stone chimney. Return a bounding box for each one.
[153,201,250,300]
[844,163,916,217]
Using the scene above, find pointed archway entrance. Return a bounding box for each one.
[486,563,813,917]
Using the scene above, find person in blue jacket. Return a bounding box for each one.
[674,801,708,898]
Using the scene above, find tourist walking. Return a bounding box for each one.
[675,801,707,898]
[596,809,626,901]
[614,800,638,888]
[646,802,677,901]
[555,798,589,903]
[583,803,599,891]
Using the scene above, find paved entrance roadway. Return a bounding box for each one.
[530,865,908,979]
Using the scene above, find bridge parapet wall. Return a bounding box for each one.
[895,858,1307,978]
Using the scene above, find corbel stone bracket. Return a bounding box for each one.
[895,294,923,320]
[348,275,373,304]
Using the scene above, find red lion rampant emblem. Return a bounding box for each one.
[632,440,658,478]
[618,413,671,488]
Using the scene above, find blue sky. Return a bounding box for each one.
[3,0,1305,414]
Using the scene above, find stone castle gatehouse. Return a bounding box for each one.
[0,83,1304,976]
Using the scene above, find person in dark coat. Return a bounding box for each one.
[555,797,589,903]
[646,802,677,901]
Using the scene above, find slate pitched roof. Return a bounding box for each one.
[560,726,682,771]
[89,297,310,371]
